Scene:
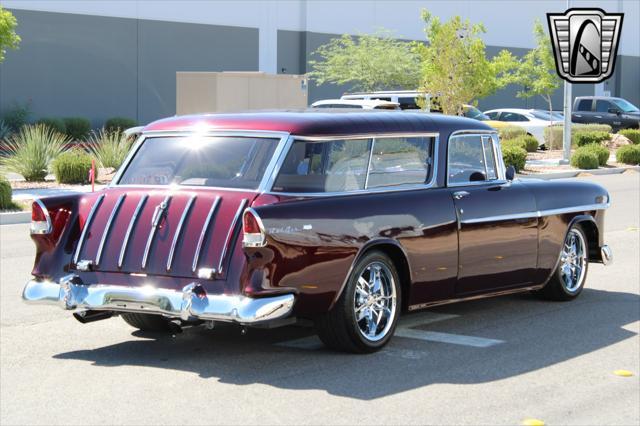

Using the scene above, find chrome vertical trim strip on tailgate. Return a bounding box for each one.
[73,194,106,265]
[217,199,248,276]
[95,193,126,266]
[141,195,172,270]
[166,194,196,272]
[192,196,221,273]
[118,194,148,269]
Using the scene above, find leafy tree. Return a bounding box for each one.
[0,6,21,63]
[507,20,561,115]
[415,10,517,115]
[308,29,421,92]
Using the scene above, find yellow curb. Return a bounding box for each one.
[627,227,639,232]
[522,419,545,426]
[614,369,634,377]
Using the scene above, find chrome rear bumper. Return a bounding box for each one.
[22,275,295,324]
[600,244,613,266]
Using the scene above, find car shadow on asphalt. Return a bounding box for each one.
[53,288,639,400]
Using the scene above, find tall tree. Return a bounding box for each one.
[0,6,21,63]
[508,20,561,114]
[308,30,421,92]
[415,9,516,115]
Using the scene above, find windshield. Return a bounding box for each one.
[464,105,489,121]
[117,136,279,189]
[611,98,639,113]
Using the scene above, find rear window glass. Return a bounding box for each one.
[272,136,433,193]
[117,136,279,189]
[576,99,592,111]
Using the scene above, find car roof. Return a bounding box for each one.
[483,108,534,114]
[575,96,625,100]
[311,99,400,108]
[142,111,493,136]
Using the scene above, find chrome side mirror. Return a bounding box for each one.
[505,165,516,181]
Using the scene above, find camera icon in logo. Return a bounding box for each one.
[547,8,623,83]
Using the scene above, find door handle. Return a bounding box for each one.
[453,191,470,200]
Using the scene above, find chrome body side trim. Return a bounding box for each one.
[460,203,610,225]
[141,195,172,269]
[73,194,106,265]
[408,284,545,311]
[30,199,52,234]
[118,194,148,269]
[22,277,295,325]
[192,196,221,273]
[95,194,126,266]
[166,194,196,271]
[217,199,248,276]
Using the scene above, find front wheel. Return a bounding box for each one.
[315,251,401,353]
[539,225,589,301]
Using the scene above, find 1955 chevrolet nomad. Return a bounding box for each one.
[23,111,612,353]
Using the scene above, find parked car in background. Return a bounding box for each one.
[483,108,562,147]
[572,96,640,131]
[310,99,400,110]
[341,91,430,110]
[462,104,519,132]
[22,111,612,353]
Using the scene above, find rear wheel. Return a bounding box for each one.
[122,313,172,332]
[315,251,401,353]
[539,225,589,301]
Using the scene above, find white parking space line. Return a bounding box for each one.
[398,312,460,329]
[394,328,504,348]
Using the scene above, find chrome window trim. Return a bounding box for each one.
[111,130,291,193]
[446,130,503,188]
[265,132,440,197]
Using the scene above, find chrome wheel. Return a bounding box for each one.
[354,261,397,342]
[559,228,587,293]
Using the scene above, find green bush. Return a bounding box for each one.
[580,144,609,166]
[63,117,91,141]
[507,134,539,152]
[52,149,93,184]
[104,117,138,133]
[2,102,31,132]
[0,175,12,210]
[501,144,527,172]
[570,149,599,170]
[574,131,610,147]
[36,118,66,135]
[618,129,640,145]
[87,129,135,169]
[1,124,69,181]
[0,120,11,141]
[498,126,527,140]
[544,124,613,149]
[616,144,640,165]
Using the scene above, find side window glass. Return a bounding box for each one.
[273,139,371,193]
[366,137,433,189]
[502,113,526,122]
[448,135,498,185]
[595,100,611,113]
[486,111,499,120]
[577,99,592,111]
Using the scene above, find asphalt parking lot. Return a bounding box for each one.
[1,172,638,426]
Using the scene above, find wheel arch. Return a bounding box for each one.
[568,214,600,261]
[330,238,413,311]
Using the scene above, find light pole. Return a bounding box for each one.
[560,0,572,165]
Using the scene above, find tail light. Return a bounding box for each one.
[242,208,266,247]
[31,200,52,234]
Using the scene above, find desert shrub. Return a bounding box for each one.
[2,102,31,132]
[508,134,539,152]
[501,144,527,172]
[544,124,612,149]
[63,117,91,141]
[570,149,599,169]
[618,129,640,145]
[87,129,135,169]
[0,175,12,209]
[581,123,612,133]
[544,125,565,150]
[1,124,69,181]
[36,118,66,135]
[616,144,640,165]
[574,131,610,147]
[580,144,609,166]
[498,126,526,140]
[52,149,93,184]
[104,117,138,133]
[0,120,11,141]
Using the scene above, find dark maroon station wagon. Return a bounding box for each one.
[23,111,613,353]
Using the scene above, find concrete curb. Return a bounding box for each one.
[518,166,640,180]
[0,211,30,225]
